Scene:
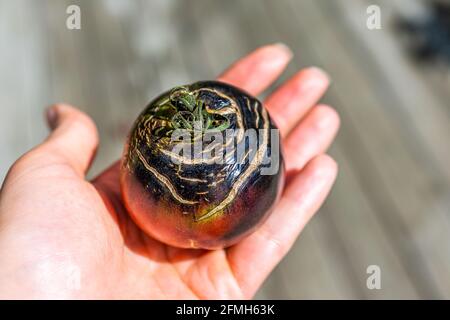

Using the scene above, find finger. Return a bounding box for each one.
[227,154,338,297]
[264,67,330,137]
[218,43,292,96]
[284,104,340,172]
[39,104,99,176]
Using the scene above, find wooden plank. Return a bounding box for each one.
[0,0,52,181]
[248,0,372,299]
[0,1,25,180]
[331,0,450,297]
[43,0,119,177]
[287,0,450,297]
[43,0,157,176]
[293,0,423,299]
[343,0,450,180]
[255,0,365,299]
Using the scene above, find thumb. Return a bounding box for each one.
[40,104,99,176]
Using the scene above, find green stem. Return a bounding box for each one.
[168,87,230,134]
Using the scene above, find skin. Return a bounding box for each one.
[0,44,340,299]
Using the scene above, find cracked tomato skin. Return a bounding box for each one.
[120,81,284,249]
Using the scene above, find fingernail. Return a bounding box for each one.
[308,66,331,83]
[46,105,59,130]
[273,42,293,59]
[299,67,331,92]
[315,106,337,130]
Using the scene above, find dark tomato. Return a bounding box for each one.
[121,81,284,249]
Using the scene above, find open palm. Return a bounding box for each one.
[0,45,339,299]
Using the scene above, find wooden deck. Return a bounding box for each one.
[1,0,449,299]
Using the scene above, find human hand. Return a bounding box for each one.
[0,44,340,299]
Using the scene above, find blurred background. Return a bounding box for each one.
[1,0,450,299]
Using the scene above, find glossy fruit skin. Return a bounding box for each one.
[121,81,284,249]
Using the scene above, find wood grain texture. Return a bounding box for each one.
[0,0,449,299]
